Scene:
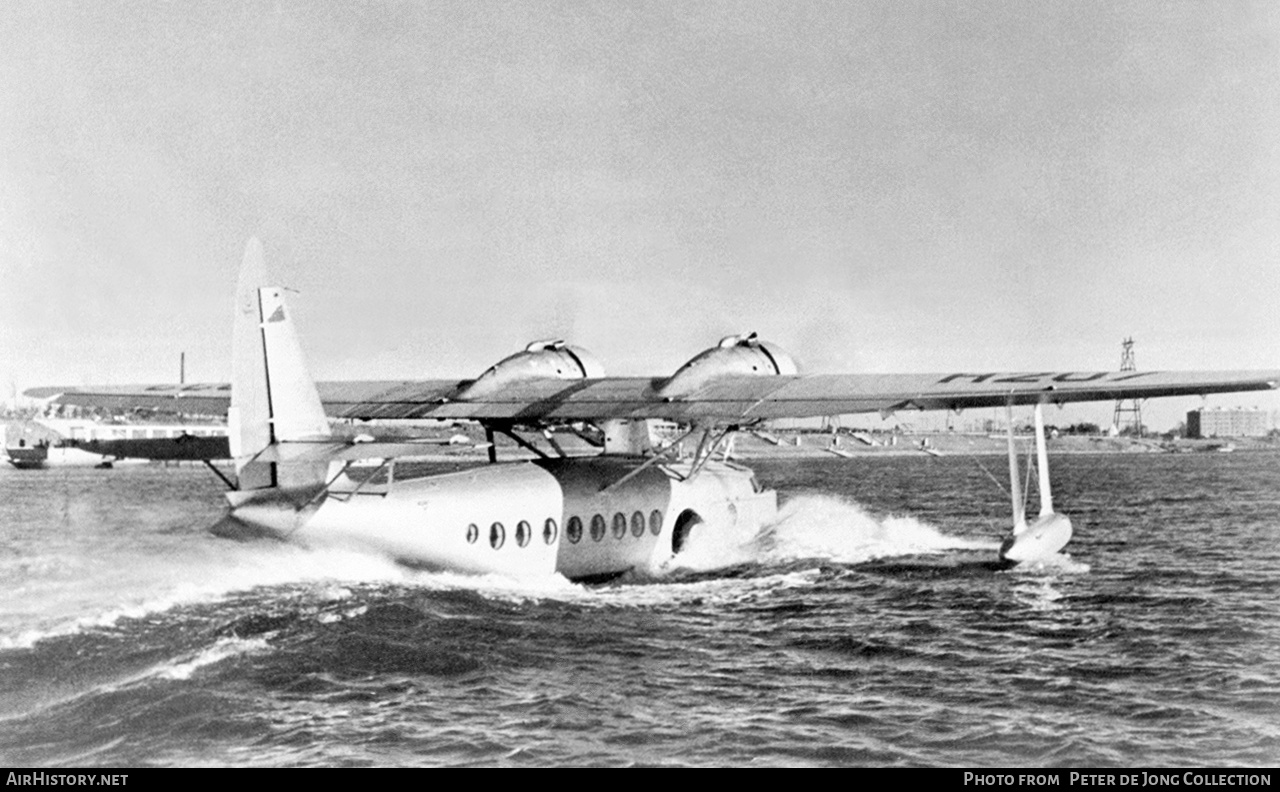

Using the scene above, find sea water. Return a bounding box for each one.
[1,453,1277,767]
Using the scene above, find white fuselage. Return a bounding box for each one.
[228,457,777,581]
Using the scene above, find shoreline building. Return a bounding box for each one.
[1185,408,1269,438]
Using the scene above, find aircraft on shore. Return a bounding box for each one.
[3,417,228,469]
[29,239,1280,580]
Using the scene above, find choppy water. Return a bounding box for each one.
[1,453,1277,767]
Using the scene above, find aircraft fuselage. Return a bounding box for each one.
[223,457,776,582]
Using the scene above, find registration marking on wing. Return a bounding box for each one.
[935,372,1158,385]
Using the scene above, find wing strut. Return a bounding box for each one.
[1033,400,1054,516]
[682,425,738,481]
[484,425,497,463]
[324,459,392,503]
[203,459,238,491]
[491,424,552,460]
[998,400,1073,565]
[1006,402,1026,534]
[540,428,569,458]
[600,425,699,493]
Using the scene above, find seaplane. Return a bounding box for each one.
[29,239,1280,580]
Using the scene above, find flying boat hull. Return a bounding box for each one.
[226,456,775,581]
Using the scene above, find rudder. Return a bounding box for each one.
[229,238,331,492]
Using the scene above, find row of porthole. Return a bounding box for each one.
[564,510,663,544]
[466,518,559,551]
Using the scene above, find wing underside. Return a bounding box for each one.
[30,370,1280,424]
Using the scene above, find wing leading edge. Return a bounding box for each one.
[29,369,1280,424]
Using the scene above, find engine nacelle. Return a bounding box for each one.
[658,332,798,399]
[454,340,604,400]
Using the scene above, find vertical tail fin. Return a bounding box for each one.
[229,238,331,492]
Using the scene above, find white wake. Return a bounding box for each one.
[668,493,994,573]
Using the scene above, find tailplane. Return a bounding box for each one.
[229,238,331,494]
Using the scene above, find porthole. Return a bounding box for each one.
[612,512,627,540]
[466,523,479,544]
[490,522,506,550]
[590,514,606,542]
[567,516,583,544]
[543,518,558,545]
[630,511,645,538]
[516,520,531,548]
[649,509,663,536]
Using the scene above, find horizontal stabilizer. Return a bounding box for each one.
[255,439,491,463]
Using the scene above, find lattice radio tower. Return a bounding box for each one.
[1112,337,1143,436]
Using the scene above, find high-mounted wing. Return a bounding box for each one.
[323,370,1280,422]
[26,240,1278,425]
[28,369,1280,424]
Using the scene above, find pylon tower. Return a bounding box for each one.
[1112,337,1143,436]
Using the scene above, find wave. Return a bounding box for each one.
[669,493,993,572]
[0,544,415,650]
[122,636,272,685]
[1,494,1006,644]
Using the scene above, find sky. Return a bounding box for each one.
[2,0,1277,431]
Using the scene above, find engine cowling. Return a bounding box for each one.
[658,332,798,399]
[454,340,604,400]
